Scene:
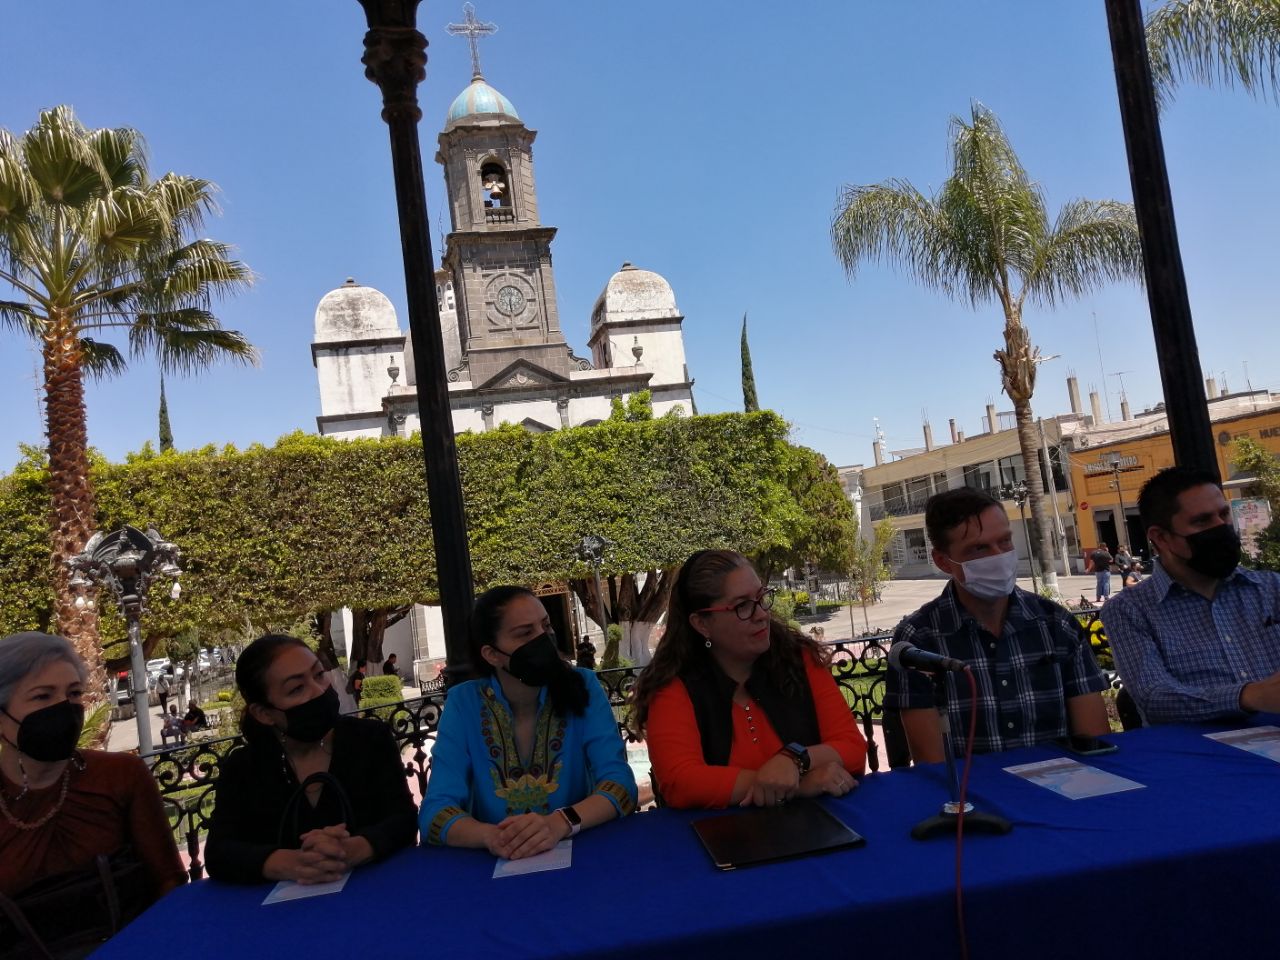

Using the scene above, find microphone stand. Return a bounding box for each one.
[911,671,1012,840]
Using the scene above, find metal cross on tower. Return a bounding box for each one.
[446,3,497,80]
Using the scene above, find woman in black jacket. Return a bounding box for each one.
[205,635,417,884]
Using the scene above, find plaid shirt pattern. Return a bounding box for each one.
[1100,561,1280,724]
[885,583,1107,756]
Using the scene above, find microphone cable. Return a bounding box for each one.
[954,667,978,960]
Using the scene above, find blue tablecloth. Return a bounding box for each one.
[95,723,1280,959]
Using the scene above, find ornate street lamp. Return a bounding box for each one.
[68,526,182,755]
[357,0,476,681]
[1000,480,1039,594]
[1109,455,1131,554]
[574,535,612,641]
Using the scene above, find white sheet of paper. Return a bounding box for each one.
[1004,757,1146,799]
[262,872,350,905]
[492,839,573,878]
[1205,725,1280,763]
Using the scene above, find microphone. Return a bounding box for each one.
[889,640,968,673]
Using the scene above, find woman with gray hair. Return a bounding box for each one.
[0,632,185,954]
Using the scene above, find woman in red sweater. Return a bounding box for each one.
[631,550,866,809]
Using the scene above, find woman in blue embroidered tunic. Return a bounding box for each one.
[420,586,637,859]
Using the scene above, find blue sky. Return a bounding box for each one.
[1,1,1277,472]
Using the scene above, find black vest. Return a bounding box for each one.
[679,653,820,765]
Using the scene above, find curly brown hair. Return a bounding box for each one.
[628,549,828,737]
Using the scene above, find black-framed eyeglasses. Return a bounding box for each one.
[698,589,775,621]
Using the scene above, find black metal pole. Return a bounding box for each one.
[358,0,475,680]
[1104,0,1218,478]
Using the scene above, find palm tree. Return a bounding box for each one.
[1146,0,1280,104]
[830,104,1144,593]
[0,106,255,690]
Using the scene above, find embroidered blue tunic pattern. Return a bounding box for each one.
[420,668,637,844]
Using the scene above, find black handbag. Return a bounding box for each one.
[0,847,150,960]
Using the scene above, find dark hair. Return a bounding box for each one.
[925,487,1002,552]
[1138,466,1222,532]
[629,549,828,737]
[470,585,587,718]
[235,634,311,744]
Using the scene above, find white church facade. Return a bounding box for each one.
[310,55,696,680]
[313,72,695,442]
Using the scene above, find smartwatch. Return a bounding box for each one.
[780,742,811,776]
[557,805,582,837]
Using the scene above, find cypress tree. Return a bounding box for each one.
[740,313,759,412]
[158,377,174,452]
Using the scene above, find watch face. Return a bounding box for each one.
[495,284,526,316]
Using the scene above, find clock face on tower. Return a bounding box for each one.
[496,284,526,317]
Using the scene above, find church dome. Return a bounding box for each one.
[447,77,520,125]
[591,262,680,329]
[313,278,401,343]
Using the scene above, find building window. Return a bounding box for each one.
[963,463,995,493]
[905,528,928,563]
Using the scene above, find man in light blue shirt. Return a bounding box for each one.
[1101,466,1280,724]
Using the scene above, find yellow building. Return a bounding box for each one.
[1067,399,1280,558]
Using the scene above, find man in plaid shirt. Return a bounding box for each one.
[1101,466,1280,724]
[886,488,1110,762]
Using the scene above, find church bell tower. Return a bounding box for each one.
[435,5,588,388]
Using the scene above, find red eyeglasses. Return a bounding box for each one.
[698,589,775,621]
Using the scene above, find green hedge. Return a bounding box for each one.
[0,412,852,658]
[359,675,402,702]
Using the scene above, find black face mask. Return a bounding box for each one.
[503,632,565,688]
[1181,524,1241,580]
[2,699,84,762]
[277,685,340,742]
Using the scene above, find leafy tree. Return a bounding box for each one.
[0,106,254,691]
[158,377,174,452]
[608,390,653,423]
[751,444,856,583]
[1232,436,1280,508]
[846,516,897,632]
[1147,1,1280,104]
[741,313,759,412]
[0,413,828,673]
[830,103,1144,594]
[1231,435,1280,571]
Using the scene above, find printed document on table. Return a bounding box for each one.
[262,872,350,905]
[1004,757,1145,799]
[493,839,573,878]
[1205,725,1280,763]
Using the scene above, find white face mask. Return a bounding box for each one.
[951,550,1017,600]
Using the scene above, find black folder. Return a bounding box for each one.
[691,798,865,871]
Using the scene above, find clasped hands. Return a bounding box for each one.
[740,754,858,807]
[483,811,571,861]
[277,823,373,885]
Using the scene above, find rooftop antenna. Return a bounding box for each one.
[446,3,498,81]
[1110,370,1133,403]
[1244,360,1258,410]
[1092,312,1113,421]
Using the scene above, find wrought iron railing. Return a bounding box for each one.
[148,617,1112,881]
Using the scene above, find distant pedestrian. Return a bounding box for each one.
[156,668,173,716]
[1115,546,1137,587]
[347,659,367,705]
[1087,544,1114,602]
[382,652,400,678]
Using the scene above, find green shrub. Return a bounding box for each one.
[602,624,623,670]
[216,690,233,702]
[360,675,402,702]
[772,591,796,623]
